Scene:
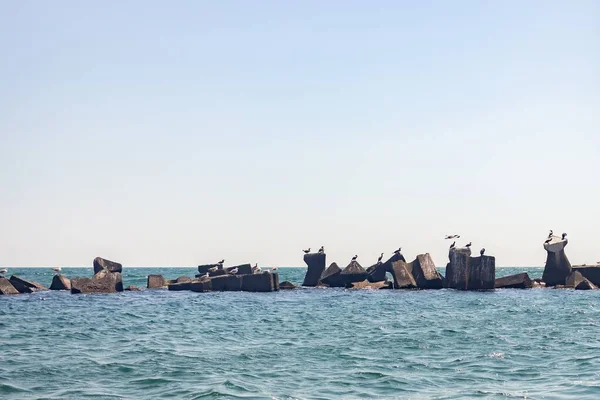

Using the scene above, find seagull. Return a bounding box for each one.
[445,234,460,239]
[465,242,472,248]
[450,241,456,249]
[52,266,62,273]
[229,268,238,275]
[200,272,210,280]
[562,233,567,240]
[272,266,278,272]
[318,246,324,253]
[208,266,218,273]
[0,268,7,276]
[351,255,358,261]
[480,248,485,256]
[377,253,384,263]
[303,248,311,254]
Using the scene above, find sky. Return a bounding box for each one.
[1,1,598,268]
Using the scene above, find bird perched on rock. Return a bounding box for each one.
[450,242,456,249]
[0,268,7,276]
[548,230,553,239]
[303,248,311,254]
[562,233,567,240]
[465,242,472,248]
[208,266,218,273]
[393,248,402,255]
[318,246,324,253]
[480,248,485,256]
[218,259,225,265]
[200,272,210,280]
[544,237,552,244]
[52,266,62,273]
[272,266,278,271]
[445,234,460,239]
[351,255,358,261]
[229,268,238,275]
[377,253,384,263]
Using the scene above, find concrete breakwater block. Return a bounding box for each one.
[565,271,597,290]
[50,274,71,290]
[390,261,417,289]
[93,257,123,275]
[572,265,600,287]
[9,275,47,293]
[147,274,166,289]
[241,272,279,292]
[407,253,444,289]
[542,236,572,286]
[341,261,368,284]
[168,280,196,291]
[197,264,221,274]
[302,253,326,287]
[190,280,212,292]
[0,277,19,295]
[367,253,405,283]
[210,275,243,291]
[320,263,345,287]
[226,264,253,275]
[445,248,495,290]
[495,273,533,289]
[71,270,124,294]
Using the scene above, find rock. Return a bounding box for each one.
[168,281,195,291]
[495,273,533,289]
[390,261,417,289]
[210,274,243,291]
[349,280,390,290]
[320,263,345,287]
[445,248,495,290]
[241,272,278,292]
[71,271,124,294]
[93,257,123,275]
[279,281,297,289]
[190,279,212,292]
[367,253,406,282]
[565,271,586,288]
[198,264,222,274]
[341,261,368,284]
[576,279,597,290]
[225,264,253,275]
[406,254,444,289]
[572,265,600,287]
[302,253,326,286]
[50,274,71,290]
[272,270,280,290]
[0,277,19,295]
[9,275,47,293]
[541,236,572,286]
[532,280,546,288]
[171,276,192,284]
[125,286,141,291]
[147,274,166,289]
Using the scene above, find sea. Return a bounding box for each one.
[1,267,599,399]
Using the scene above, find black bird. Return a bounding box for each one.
[303,248,311,254]
[465,242,472,248]
[218,259,225,265]
[450,241,456,249]
[562,233,567,240]
[393,247,402,255]
[318,246,324,253]
[544,237,552,244]
[548,230,553,239]
[351,255,358,261]
[377,253,384,263]
[480,248,485,256]
[445,234,460,240]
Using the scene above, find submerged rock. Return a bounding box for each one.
[93,257,123,275]
[302,253,326,287]
[495,273,533,289]
[71,270,124,294]
[279,281,297,290]
[348,280,390,290]
[9,275,47,293]
[125,286,141,291]
[50,274,71,291]
[390,261,417,289]
[0,277,19,295]
[320,263,345,287]
[147,274,166,289]
[541,236,572,286]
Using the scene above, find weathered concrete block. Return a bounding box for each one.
[190,279,212,292]
[542,236,572,286]
[390,261,417,289]
[302,253,326,287]
[341,261,368,284]
[71,271,123,294]
[242,272,277,292]
[367,253,406,282]
[168,276,193,285]
[225,264,253,275]
[9,275,47,293]
[280,281,297,289]
[445,249,495,290]
[272,271,279,290]
[566,271,586,288]
[168,281,194,291]
[320,263,345,287]
[495,273,533,289]
[147,274,166,289]
[407,254,444,289]
[211,274,243,291]
[576,279,597,290]
[93,257,123,275]
[572,265,600,287]
[198,264,221,274]
[0,277,19,295]
[50,274,71,290]
[349,280,390,290]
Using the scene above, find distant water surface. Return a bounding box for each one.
[1,267,600,399]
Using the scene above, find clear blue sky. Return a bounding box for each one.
[1,1,598,267]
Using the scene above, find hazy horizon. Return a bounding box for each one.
[1,1,598,268]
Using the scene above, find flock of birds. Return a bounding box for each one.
[303,246,403,265]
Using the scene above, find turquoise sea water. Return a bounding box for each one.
[1,267,600,399]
